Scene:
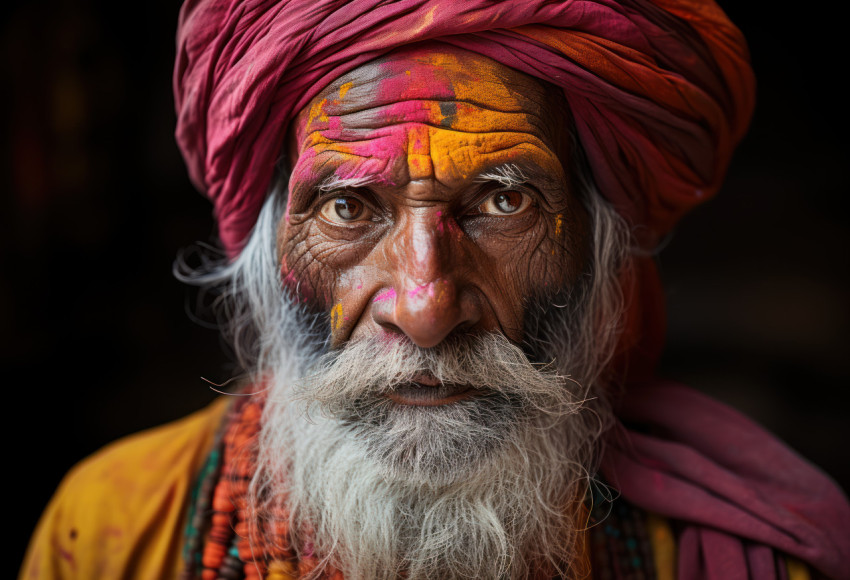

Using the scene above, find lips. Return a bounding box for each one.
[387,373,479,406]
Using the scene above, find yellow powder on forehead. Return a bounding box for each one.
[407,124,434,181]
[308,98,329,127]
[410,51,539,111]
[428,128,563,184]
[413,50,461,70]
[338,82,353,100]
[401,51,515,108]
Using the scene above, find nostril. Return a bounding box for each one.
[376,321,406,337]
[451,319,477,336]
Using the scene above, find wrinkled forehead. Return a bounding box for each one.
[289,44,567,152]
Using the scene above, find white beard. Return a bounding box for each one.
[191,157,628,579]
[249,333,611,579]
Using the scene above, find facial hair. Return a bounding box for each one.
[250,327,611,580]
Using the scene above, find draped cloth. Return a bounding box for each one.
[600,382,850,579]
[174,0,756,257]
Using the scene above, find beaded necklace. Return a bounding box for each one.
[181,393,343,580]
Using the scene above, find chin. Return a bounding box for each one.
[339,393,528,487]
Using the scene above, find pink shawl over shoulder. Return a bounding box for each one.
[602,381,850,579]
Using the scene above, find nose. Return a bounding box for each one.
[372,212,481,348]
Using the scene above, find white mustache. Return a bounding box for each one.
[293,332,590,419]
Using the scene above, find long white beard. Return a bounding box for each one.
[250,332,611,579]
[184,144,628,579]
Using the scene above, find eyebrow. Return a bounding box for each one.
[473,163,530,188]
[316,174,379,193]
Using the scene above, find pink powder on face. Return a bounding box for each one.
[282,269,297,287]
[373,288,397,302]
[407,282,436,299]
[377,58,455,103]
[446,217,463,241]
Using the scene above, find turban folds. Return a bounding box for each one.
[174,0,755,256]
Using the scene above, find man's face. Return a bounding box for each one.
[260,48,607,576]
[280,46,588,365]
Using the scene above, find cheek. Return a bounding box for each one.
[278,220,337,310]
[527,207,588,291]
[278,217,380,316]
[472,209,586,331]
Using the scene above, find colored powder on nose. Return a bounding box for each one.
[407,284,426,299]
[408,282,439,299]
[373,288,397,302]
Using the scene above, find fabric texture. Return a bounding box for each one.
[600,382,850,579]
[19,398,230,580]
[174,0,756,257]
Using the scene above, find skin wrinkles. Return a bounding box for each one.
[278,44,588,357]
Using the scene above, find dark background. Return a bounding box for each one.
[4,0,848,574]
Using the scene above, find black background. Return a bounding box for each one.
[4,1,848,575]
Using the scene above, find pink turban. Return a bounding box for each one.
[174,0,755,257]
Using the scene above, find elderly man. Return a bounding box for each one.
[21,1,850,579]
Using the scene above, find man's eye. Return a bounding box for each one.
[319,196,373,223]
[477,191,532,215]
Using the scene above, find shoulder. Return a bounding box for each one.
[588,492,818,580]
[602,381,850,578]
[20,397,230,580]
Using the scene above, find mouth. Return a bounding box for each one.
[387,372,480,406]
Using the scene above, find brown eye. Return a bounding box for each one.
[319,196,373,224]
[334,197,362,219]
[478,191,531,215]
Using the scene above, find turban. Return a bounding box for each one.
[174,0,755,257]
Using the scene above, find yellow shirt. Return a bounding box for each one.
[20,398,229,580]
